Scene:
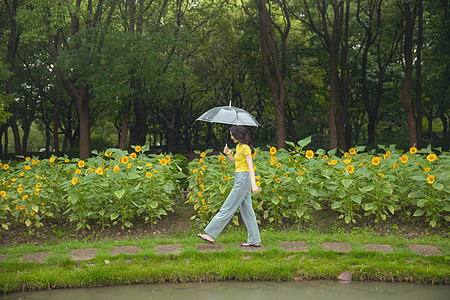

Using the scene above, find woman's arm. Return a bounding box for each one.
[245,154,260,195]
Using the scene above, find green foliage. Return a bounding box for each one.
[0,145,186,231]
[186,138,450,228]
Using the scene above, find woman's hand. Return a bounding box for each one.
[223,144,231,155]
[251,183,260,195]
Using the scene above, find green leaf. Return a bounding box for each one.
[127,173,141,180]
[114,189,126,200]
[308,189,318,197]
[331,201,342,209]
[430,219,437,227]
[433,183,444,190]
[364,203,375,211]
[271,197,280,205]
[125,221,132,228]
[417,199,427,207]
[342,179,353,189]
[344,216,351,224]
[350,195,361,204]
[2,224,8,230]
[150,201,158,209]
[411,175,426,181]
[25,219,31,227]
[388,205,395,215]
[360,185,374,192]
[219,184,227,194]
[408,191,425,198]
[297,136,311,151]
[110,213,119,220]
[264,210,269,219]
[413,209,424,216]
[296,176,303,185]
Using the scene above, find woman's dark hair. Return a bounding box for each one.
[229,125,254,153]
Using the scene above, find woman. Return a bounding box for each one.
[197,125,261,247]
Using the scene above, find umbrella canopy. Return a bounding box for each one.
[196,103,260,127]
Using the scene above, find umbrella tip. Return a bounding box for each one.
[229,101,232,107]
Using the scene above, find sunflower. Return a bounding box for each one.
[146,172,153,178]
[198,159,204,164]
[197,191,202,197]
[2,164,9,170]
[95,167,104,175]
[34,190,40,196]
[270,159,277,166]
[346,165,355,174]
[276,162,282,168]
[426,175,435,184]
[298,170,304,176]
[349,148,356,155]
[49,157,56,163]
[269,147,277,155]
[134,145,142,152]
[276,178,281,183]
[371,157,381,166]
[224,176,230,181]
[24,165,31,170]
[322,155,329,159]
[22,195,28,200]
[30,211,35,216]
[25,157,31,161]
[78,160,85,168]
[343,159,351,165]
[17,187,23,193]
[424,167,430,173]
[71,177,78,185]
[160,158,169,166]
[427,153,437,162]
[75,169,81,174]
[256,181,261,187]
[409,147,417,154]
[146,162,153,168]
[400,155,409,164]
[130,153,137,160]
[0,191,6,197]
[305,150,314,159]
[127,163,132,168]
[200,152,206,158]
[120,156,129,164]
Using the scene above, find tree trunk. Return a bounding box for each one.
[119,101,131,150]
[401,2,417,147]
[76,86,91,159]
[5,0,22,155]
[53,73,62,156]
[255,0,287,149]
[415,0,423,148]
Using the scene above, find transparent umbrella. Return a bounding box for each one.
[196,102,260,127]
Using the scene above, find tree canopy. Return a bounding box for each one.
[0,0,448,158]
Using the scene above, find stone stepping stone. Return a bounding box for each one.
[197,243,224,253]
[280,241,309,252]
[239,244,265,252]
[322,242,352,252]
[110,246,140,256]
[155,244,182,255]
[408,244,442,256]
[364,244,394,253]
[0,254,6,262]
[68,248,97,261]
[20,251,52,263]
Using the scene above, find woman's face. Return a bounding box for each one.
[230,131,238,143]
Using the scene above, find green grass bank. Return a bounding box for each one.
[0,229,449,295]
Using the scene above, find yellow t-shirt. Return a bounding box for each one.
[234,143,252,172]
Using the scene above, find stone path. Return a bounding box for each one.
[3,241,442,263]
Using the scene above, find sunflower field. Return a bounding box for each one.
[186,137,450,228]
[0,145,185,231]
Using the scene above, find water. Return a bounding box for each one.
[1,281,449,300]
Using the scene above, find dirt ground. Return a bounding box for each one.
[0,200,448,249]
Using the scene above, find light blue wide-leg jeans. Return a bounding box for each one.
[204,172,261,244]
